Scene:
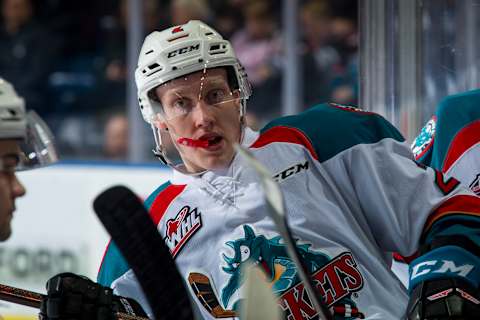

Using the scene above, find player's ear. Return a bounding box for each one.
[152,116,169,131]
[159,121,168,131]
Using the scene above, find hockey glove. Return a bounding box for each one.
[407,277,480,320]
[39,272,147,320]
[406,244,480,319]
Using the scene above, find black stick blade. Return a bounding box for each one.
[94,185,193,320]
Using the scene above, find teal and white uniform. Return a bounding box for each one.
[98,103,480,320]
[412,88,480,194]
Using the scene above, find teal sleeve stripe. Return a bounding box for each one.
[431,89,480,170]
[97,181,172,287]
[97,241,129,287]
[144,181,172,210]
[260,103,405,163]
[424,215,480,248]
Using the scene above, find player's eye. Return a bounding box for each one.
[171,98,192,114]
[0,154,19,172]
[205,88,227,105]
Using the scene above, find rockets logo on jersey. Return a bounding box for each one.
[278,252,364,319]
[219,225,365,319]
[164,205,202,258]
[469,174,480,195]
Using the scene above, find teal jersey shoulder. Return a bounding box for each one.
[429,89,480,170]
[97,181,172,287]
[261,103,405,163]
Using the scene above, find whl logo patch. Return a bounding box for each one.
[164,205,202,258]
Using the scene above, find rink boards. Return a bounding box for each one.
[0,162,171,319]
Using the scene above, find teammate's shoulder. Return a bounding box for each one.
[258,103,405,162]
[436,88,480,121]
[432,89,480,171]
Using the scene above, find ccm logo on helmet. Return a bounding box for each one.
[167,44,200,58]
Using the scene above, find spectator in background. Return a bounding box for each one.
[231,0,282,120]
[329,11,359,105]
[170,0,212,26]
[211,3,240,39]
[300,0,340,77]
[97,0,161,110]
[0,0,56,116]
[103,113,129,161]
[299,0,339,107]
[299,0,358,106]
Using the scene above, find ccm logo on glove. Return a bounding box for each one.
[411,260,474,280]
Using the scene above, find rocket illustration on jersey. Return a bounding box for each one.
[219,225,365,319]
[164,205,202,258]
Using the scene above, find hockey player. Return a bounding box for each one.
[0,78,57,241]
[0,80,147,319]
[393,88,480,289]
[92,21,480,319]
[412,88,480,194]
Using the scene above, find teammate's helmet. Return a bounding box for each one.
[135,20,251,124]
[0,78,27,140]
[0,78,58,171]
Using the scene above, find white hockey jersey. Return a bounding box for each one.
[98,103,480,319]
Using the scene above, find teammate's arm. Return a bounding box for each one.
[336,112,480,319]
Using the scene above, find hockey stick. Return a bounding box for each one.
[240,264,282,320]
[188,272,236,318]
[0,283,147,320]
[235,144,332,320]
[93,186,193,320]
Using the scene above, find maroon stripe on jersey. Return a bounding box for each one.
[442,120,480,172]
[250,126,319,160]
[423,194,480,234]
[149,184,187,225]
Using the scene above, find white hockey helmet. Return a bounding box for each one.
[0,78,27,140]
[135,20,251,124]
[135,20,251,170]
[0,78,58,171]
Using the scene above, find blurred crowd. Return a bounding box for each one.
[0,0,358,161]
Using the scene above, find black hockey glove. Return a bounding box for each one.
[406,277,480,320]
[406,235,480,319]
[39,272,148,320]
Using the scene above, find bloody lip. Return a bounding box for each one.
[177,137,210,148]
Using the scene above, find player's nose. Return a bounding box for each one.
[192,100,214,129]
[11,174,26,199]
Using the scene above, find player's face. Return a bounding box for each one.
[0,140,26,241]
[154,68,242,173]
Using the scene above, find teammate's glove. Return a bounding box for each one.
[39,272,147,320]
[406,239,480,320]
[406,278,480,319]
